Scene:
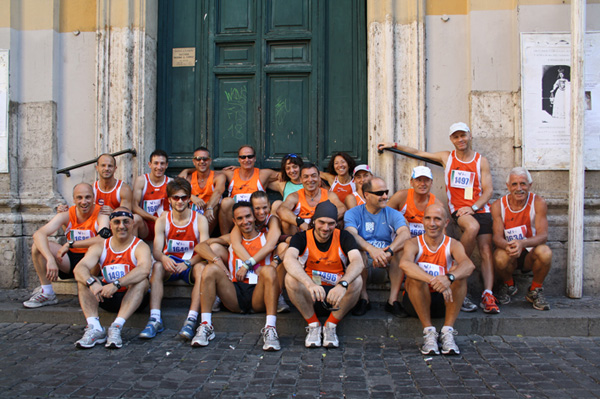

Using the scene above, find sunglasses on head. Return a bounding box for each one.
[171,195,190,202]
[193,156,210,162]
[320,301,340,312]
[238,154,255,160]
[284,153,299,159]
[366,190,389,196]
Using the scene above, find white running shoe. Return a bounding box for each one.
[305,324,322,348]
[75,325,107,349]
[212,296,222,313]
[23,291,58,308]
[440,329,460,355]
[277,295,290,313]
[191,322,215,347]
[105,325,123,349]
[322,324,339,348]
[421,328,439,355]
[261,326,281,351]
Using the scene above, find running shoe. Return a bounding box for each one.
[23,291,58,308]
[460,296,478,312]
[384,301,408,318]
[138,318,164,339]
[322,324,339,348]
[421,329,439,355]
[352,299,371,316]
[480,292,500,314]
[305,324,322,348]
[75,325,107,349]
[178,318,196,340]
[212,296,222,313]
[261,326,281,351]
[105,325,123,349]
[191,322,215,347]
[277,295,290,313]
[526,287,550,311]
[440,329,460,355]
[496,284,518,305]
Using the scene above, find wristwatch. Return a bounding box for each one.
[68,239,75,249]
[296,216,305,227]
[471,204,479,212]
[113,280,122,290]
[86,277,97,287]
[447,274,455,283]
[385,248,394,257]
[337,280,349,289]
[273,255,282,265]
[183,260,192,269]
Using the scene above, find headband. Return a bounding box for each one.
[110,211,134,220]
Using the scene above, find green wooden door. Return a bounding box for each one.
[157,0,366,170]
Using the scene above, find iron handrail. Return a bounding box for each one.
[377,147,443,167]
[57,148,137,177]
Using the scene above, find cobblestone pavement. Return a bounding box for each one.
[1,322,599,398]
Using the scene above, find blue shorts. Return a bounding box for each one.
[165,267,193,285]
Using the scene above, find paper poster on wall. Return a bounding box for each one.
[0,50,8,173]
[521,33,600,170]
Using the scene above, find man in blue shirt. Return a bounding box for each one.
[344,177,411,316]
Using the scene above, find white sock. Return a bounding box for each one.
[325,321,337,328]
[150,309,161,320]
[112,317,126,328]
[483,289,493,296]
[308,321,320,327]
[86,317,102,331]
[42,284,54,295]
[265,315,277,328]
[441,326,454,334]
[201,313,212,325]
[423,326,436,334]
[187,310,199,321]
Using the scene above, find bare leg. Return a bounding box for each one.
[148,262,166,310]
[443,278,467,328]
[456,215,479,257]
[200,264,240,314]
[31,241,71,286]
[218,198,234,234]
[285,274,317,319]
[189,263,206,313]
[252,266,279,315]
[405,278,433,329]
[477,234,494,291]
[526,245,552,286]
[387,253,404,303]
[115,279,149,321]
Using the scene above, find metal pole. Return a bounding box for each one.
[567,0,585,298]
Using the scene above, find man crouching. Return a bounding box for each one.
[400,204,474,355]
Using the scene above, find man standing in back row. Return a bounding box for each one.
[379,122,496,314]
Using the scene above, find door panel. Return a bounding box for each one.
[216,78,256,157]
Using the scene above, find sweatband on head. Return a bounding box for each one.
[110,211,134,220]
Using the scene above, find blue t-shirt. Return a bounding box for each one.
[344,205,407,248]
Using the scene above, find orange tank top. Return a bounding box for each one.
[444,151,489,214]
[351,191,365,207]
[190,170,215,203]
[228,168,264,202]
[329,176,355,203]
[141,174,170,217]
[500,193,537,241]
[228,232,270,283]
[400,189,436,237]
[100,236,143,291]
[65,205,101,254]
[94,180,123,210]
[299,229,347,286]
[416,234,454,291]
[294,188,329,222]
[162,211,200,259]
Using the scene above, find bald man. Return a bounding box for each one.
[24,183,109,308]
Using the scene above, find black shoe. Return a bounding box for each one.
[385,301,408,318]
[352,299,371,316]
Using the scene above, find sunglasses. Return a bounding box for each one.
[284,153,299,159]
[171,195,190,202]
[366,190,389,196]
[320,301,340,312]
[193,156,210,162]
[238,154,256,160]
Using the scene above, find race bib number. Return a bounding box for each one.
[417,262,446,277]
[102,264,130,283]
[504,226,527,242]
[144,199,163,216]
[166,240,195,258]
[69,229,92,242]
[409,222,425,237]
[311,270,341,286]
[190,203,205,214]
[450,170,475,189]
[233,193,252,203]
[368,240,388,249]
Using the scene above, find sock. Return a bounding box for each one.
[441,326,454,334]
[150,309,161,321]
[530,281,542,291]
[423,326,436,334]
[201,313,212,325]
[86,317,102,331]
[265,315,277,328]
[482,289,493,296]
[325,313,340,327]
[187,310,199,321]
[42,284,54,295]
[305,314,319,326]
[504,278,515,286]
[112,317,126,328]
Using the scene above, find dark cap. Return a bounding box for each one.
[312,200,337,222]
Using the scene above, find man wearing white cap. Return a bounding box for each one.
[389,166,444,238]
[345,164,373,210]
[378,122,497,314]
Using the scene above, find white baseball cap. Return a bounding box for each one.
[353,164,372,175]
[449,122,470,136]
[411,166,433,180]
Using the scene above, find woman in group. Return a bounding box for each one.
[320,152,356,204]
[270,153,304,217]
[344,164,373,210]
